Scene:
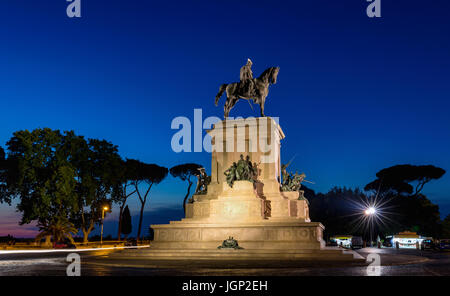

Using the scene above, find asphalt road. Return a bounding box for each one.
[0,247,449,276]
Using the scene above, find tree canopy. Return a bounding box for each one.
[365,164,445,196]
[442,215,450,238]
[4,128,79,226]
[362,164,445,237]
[0,128,124,243]
[121,205,132,238]
[169,163,202,182]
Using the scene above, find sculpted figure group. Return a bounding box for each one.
[224,155,259,188]
[191,158,308,198]
[280,163,306,192]
[194,167,210,195]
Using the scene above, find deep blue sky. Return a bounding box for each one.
[0,0,449,237]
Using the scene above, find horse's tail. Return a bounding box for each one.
[215,84,227,106]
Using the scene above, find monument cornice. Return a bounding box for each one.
[206,117,285,141]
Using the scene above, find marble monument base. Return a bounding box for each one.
[149,181,322,250]
[150,221,325,250]
[130,181,361,262]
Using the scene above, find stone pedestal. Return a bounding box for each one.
[209,182,265,223]
[150,221,325,250]
[143,117,356,261]
[184,117,309,223]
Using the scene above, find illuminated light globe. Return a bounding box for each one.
[365,207,376,215]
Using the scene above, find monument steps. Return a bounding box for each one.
[109,248,363,261]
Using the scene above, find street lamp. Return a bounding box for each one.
[365,206,376,247]
[365,207,376,215]
[100,206,109,246]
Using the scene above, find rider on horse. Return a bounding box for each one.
[240,58,254,98]
[215,59,279,118]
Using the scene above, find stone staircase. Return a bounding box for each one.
[107,247,364,262]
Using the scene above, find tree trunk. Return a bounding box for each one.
[82,222,94,244]
[82,230,89,244]
[183,181,193,214]
[52,229,57,248]
[135,183,152,243]
[137,201,145,242]
[44,235,52,247]
[80,209,89,244]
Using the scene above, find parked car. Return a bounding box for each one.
[54,240,76,249]
[421,239,435,250]
[327,238,338,247]
[382,239,393,248]
[438,239,450,251]
[351,236,364,249]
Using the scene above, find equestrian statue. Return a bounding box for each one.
[215,58,279,118]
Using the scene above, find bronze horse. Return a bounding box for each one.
[215,67,280,118]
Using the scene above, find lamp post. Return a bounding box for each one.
[365,207,376,247]
[101,206,109,246]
